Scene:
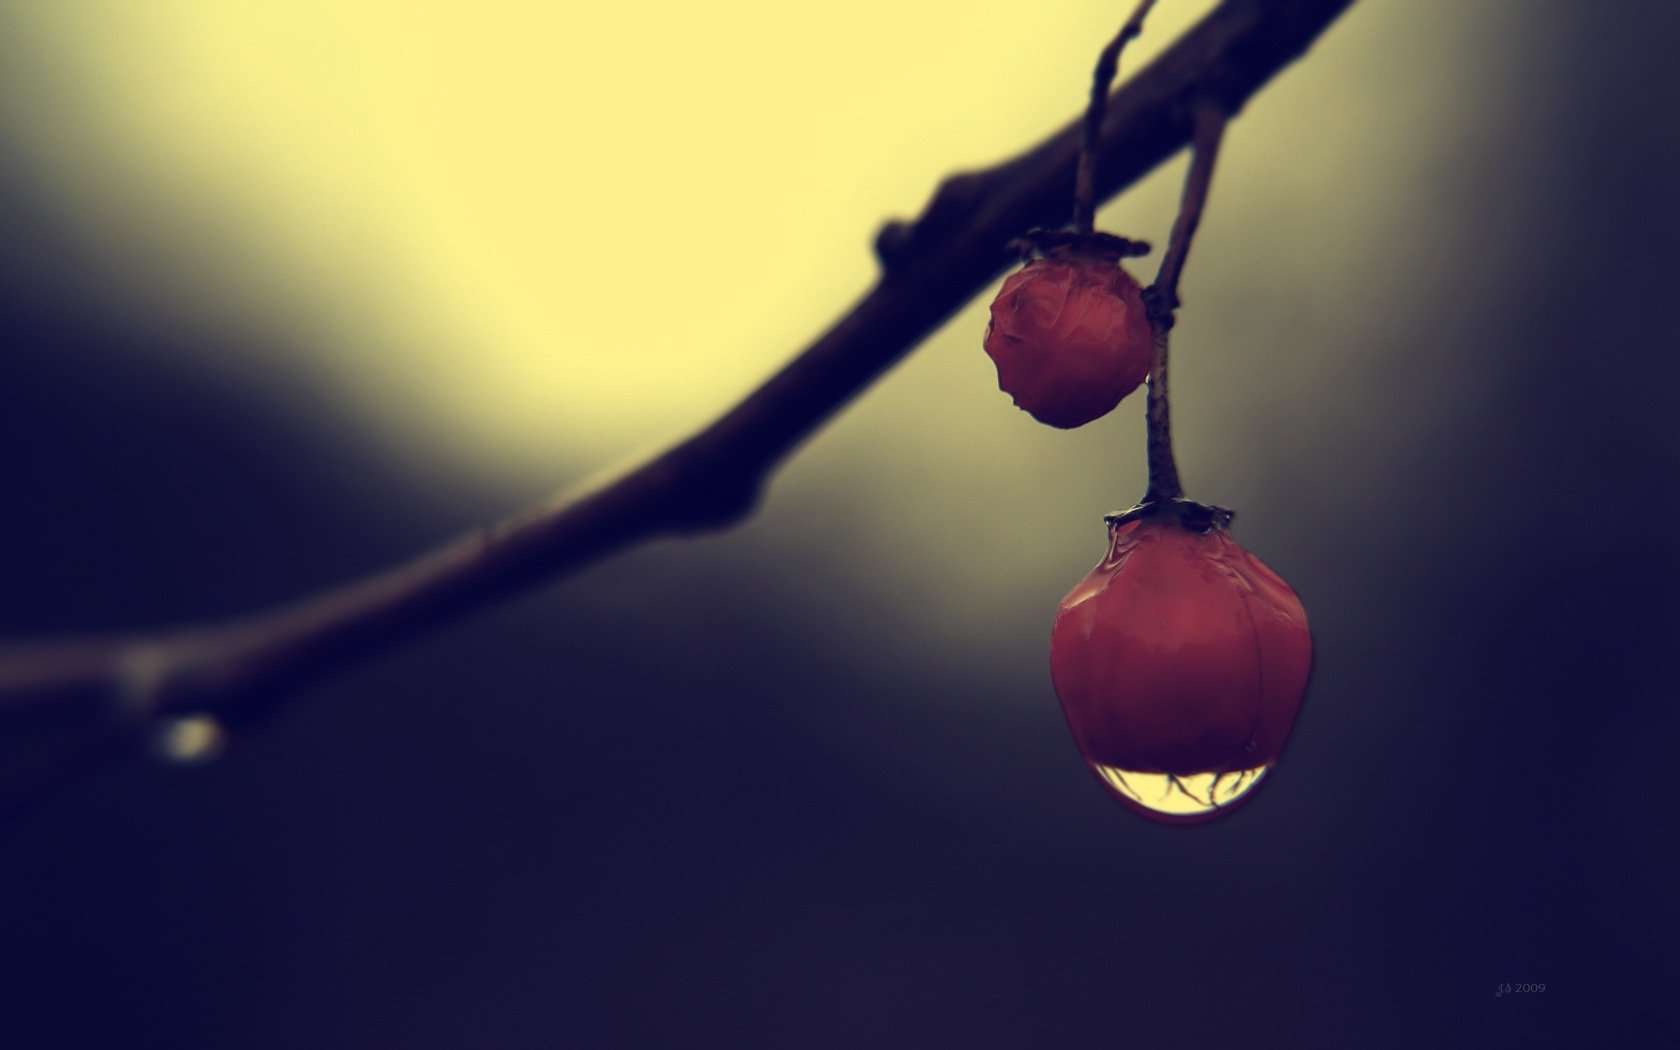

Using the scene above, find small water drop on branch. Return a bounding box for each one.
[150,716,228,765]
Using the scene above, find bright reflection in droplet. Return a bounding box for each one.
[1092,763,1270,823]
[151,715,227,764]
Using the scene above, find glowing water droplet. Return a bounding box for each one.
[1091,762,1270,824]
[151,716,227,765]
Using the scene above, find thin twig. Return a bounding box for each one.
[1073,0,1159,235]
[1150,98,1230,319]
[0,0,1355,807]
[1143,97,1230,504]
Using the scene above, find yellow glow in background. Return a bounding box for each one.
[5,0,1230,462]
[1,0,1491,640]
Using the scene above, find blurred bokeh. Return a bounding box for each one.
[1,1,1673,1045]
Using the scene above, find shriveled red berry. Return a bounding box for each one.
[983,252,1154,428]
[1049,510,1311,824]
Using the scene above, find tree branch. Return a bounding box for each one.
[0,0,1356,790]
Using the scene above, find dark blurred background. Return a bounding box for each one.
[2,2,1675,1046]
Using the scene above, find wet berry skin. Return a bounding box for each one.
[1049,515,1311,812]
[983,253,1154,428]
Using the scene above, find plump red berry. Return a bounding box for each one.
[1049,510,1311,824]
[983,252,1154,428]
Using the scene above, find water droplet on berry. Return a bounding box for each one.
[151,715,227,764]
[1090,762,1270,823]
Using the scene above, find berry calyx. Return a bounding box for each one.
[1048,500,1311,824]
[983,241,1155,429]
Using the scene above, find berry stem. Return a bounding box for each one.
[1150,98,1227,319]
[1073,0,1159,235]
[1143,97,1228,505]
[1142,323,1184,502]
